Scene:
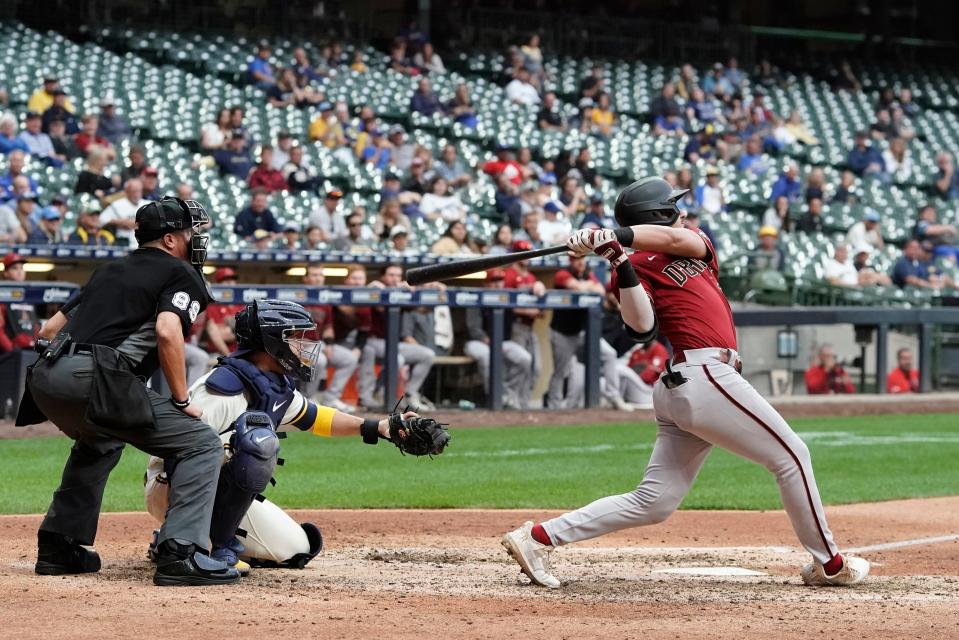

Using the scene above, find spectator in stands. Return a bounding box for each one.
[271,132,292,169]
[851,245,891,286]
[276,224,301,250]
[384,226,411,255]
[776,111,819,147]
[686,87,722,125]
[694,166,726,215]
[334,209,374,252]
[748,226,785,273]
[387,39,416,75]
[434,144,471,190]
[120,145,147,183]
[578,63,604,101]
[204,267,245,356]
[683,125,720,164]
[0,114,29,155]
[0,253,40,353]
[0,196,26,244]
[536,92,566,132]
[248,145,288,192]
[28,76,73,115]
[913,203,959,262]
[445,82,477,129]
[830,169,857,204]
[887,348,920,394]
[898,87,919,118]
[420,176,466,223]
[590,92,617,137]
[805,344,855,394]
[737,135,770,176]
[357,127,392,170]
[282,145,318,193]
[409,77,444,116]
[74,114,114,159]
[881,137,912,182]
[11,192,38,238]
[520,33,544,80]
[558,175,586,217]
[846,208,884,251]
[579,192,614,229]
[538,201,572,245]
[512,209,543,249]
[413,42,445,74]
[490,174,521,229]
[140,167,161,200]
[303,225,324,250]
[796,197,825,233]
[753,58,782,89]
[291,47,324,85]
[675,64,697,101]
[483,144,523,185]
[307,189,346,241]
[73,146,115,198]
[804,168,826,201]
[17,112,60,166]
[702,62,732,98]
[42,89,78,134]
[229,107,250,143]
[869,108,895,140]
[387,125,415,171]
[487,224,514,255]
[933,152,959,200]
[402,156,431,196]
[269,68,323,109]
[96,95,130,145]
[683,210,718,249]
[349,50,368,74]
[213,131,254,179]
[100,178,149,247]
[833,60,861,92]
[67,203,112,246]
[769,162,802,203]
[234,188,281,241]
[823,243,859,287]
[847,131,885,178]
[373,197,412,241]
[431,220,477,255]
[674,167,698,211]
[651,85,684,136]
[0,151,39,201]
[248,42,277,89]
[892,239,942,288]
[201,108,231,151]
[26,206,64,244]
[47,117,78,160]
[505,68,541,107]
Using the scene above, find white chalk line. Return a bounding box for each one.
[846,533,959,554]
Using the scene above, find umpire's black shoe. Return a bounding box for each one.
[35,530,102,575]
[153,539,240,586]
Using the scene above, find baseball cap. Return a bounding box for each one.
[863,208,880,222]
[590,192,604,204]
[578,97,595,109]
[369,127,383,137]
[25,111,41,120]
[252,229,271,241]
[705,166,720,176]
[2,253,26,269]
[214,266,238,283]
[40,207,61,221]
[231,129,246,139]
[80,202,102,216]
[388,124,405,136]
[539,174,557,186]
[50,195,68,206]
[318,101,333,111]
[543,201,563,214]
[384,171,401,182]
[853,244,872,256]
[389,225,408,238]
[142,166,159,176]
[43,75,58,83]
[325,189,344,200]
[283,223,300,233]
[758,225,779,238]
[486,267,506,282]
[100,94,116,107]
[511,239,533,252]
[52,89,67,96]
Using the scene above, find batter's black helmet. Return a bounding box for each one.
[613,177,689,228]
[135,196,211,268]
[234,299,321,381]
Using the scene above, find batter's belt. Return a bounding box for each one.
[671,347,743,373]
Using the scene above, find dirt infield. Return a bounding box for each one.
[2,499,958,640]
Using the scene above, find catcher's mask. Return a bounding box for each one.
[234,299,321,381]
[134,196,211,269]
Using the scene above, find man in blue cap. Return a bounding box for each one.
[845,207,884,252]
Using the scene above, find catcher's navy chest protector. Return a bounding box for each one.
[206,357,297,426]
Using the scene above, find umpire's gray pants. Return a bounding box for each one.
[299,344,359,404]
[464,339,533,407]
[358,337,435,402]
[547,330,619,408]
[30,354,223,549]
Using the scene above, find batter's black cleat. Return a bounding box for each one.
[35,530,102,576]
[153,539,240,586]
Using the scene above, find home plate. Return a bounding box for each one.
[653,567,767,577]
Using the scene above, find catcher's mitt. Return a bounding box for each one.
[387,413,451,457]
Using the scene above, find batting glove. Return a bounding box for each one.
[566,229,627,267]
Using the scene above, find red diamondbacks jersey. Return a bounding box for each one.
[610,229,737,353]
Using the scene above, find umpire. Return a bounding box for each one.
[17,196,240,586]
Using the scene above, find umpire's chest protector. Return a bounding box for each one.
[206,357,297,426]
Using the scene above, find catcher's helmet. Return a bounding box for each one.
[613,177,689,228]
[134,196,211,268]
[234,299,321,381]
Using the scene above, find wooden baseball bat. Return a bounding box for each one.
[405,244,568,285]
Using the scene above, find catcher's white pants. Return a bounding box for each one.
[145,431,313,565]
[541,348,839,565]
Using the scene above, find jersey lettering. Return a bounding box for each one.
[172,291,191,310]
[662,258,708,286]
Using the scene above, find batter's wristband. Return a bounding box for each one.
[615,260,640,290]
[360,418,380,445]
[614,226,635,248]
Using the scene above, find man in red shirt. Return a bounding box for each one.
[503,176,869,589]
[204,267,245,356]
[502,240,545,407]
[73,114,114,159]
[300,263,358,411]
[248,145,288,193]
[887,348,919,393]
[0,253,39,353]
[482,144,523,185]
[804,344,855,394]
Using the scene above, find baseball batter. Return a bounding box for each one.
[503,177,870,588]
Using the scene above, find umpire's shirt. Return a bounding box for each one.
[28,246,221,549]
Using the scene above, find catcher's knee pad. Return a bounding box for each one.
[211,411,280,547]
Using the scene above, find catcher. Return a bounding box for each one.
[144,299,449,575]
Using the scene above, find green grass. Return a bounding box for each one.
[1,414,958,514]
